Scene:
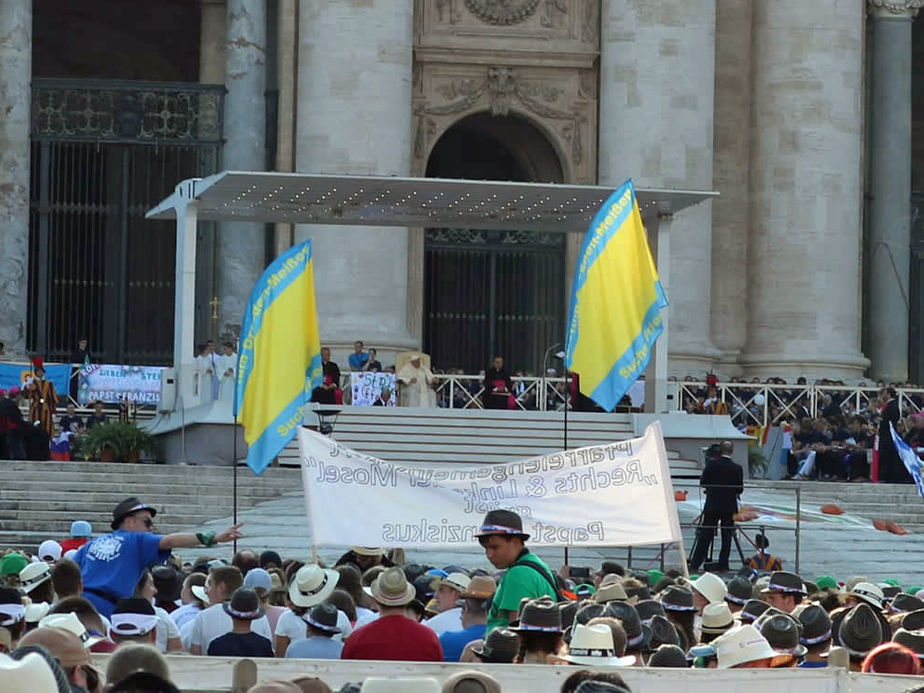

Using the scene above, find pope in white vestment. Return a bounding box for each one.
[397,355,437,407]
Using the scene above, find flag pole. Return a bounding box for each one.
[563,368,570,567]
[232,413,239,556]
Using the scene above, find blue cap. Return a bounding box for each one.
[243,568,272,591]
[70,520,92,538]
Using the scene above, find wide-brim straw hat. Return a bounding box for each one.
[692,573,727,605]
[0,652,58,692]
[559,624,636,667]
[759,613,807,657]
[288,564,340,608]
[509,599,562,634]
[370,567,416,607]
[714,625,781,669]
[701,602,735,634]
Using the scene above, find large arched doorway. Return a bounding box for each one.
[424,113,566,374]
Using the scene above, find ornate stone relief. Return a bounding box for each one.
[414,67,586,164]
[867,0,924,18]
[413,63,595,182]
[463,0,542,25]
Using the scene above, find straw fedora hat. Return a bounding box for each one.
[594,582,631,604]
[714,624,778,669]
[701,602,735,634]
[848,582,885,610]
[460,575,496,600]
[692,573,727,605]
[288,564,340,608]
[38,611,104,648]
[19,562,52,594]
[510,599,562,633]
[471,627,519,663]
[0,652,58,693]
[369,567,416,607]
[560,624,636,667]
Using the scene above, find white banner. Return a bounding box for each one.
[77,364,164,404]
[297,422,682,548]
[349,371,397,407]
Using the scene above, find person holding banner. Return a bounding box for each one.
[476,510,559,634]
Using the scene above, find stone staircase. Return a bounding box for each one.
[747,479,924,534]
[0,460,302,554]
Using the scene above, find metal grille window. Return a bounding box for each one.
[424,228,565,374]
[28,79,224,365]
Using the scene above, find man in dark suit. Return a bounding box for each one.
[688,440,743,571]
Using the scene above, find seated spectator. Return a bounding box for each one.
[186,566,273,655]
[511,599,563,665]
[134,569,182,653]
[425,572,471,635]
[442,670,502,693]
[17,619,104,692]
[110,598,159,647]
[58,403,83,435]
[439,576,495,662]
[310,374,343,405]
[0,587,25,652]
[244,568,287,636]
[84,401,107,429]
[285,603,343,660]
[59,521,92,553]
[171,572,206,631]
[341,567,443,661]
[208,588,274,658]
[51,559,82,601]
[105,643,174,690]
[48,597,114,652]
[275,563,344,657]
[36,541,61,564]
[363,348,382,372]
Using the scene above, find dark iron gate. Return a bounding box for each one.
[28,79,224,365]
[424,228,565,374]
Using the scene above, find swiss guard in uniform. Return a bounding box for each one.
[26,357,58,437]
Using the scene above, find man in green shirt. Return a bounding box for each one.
[476,509,559,634]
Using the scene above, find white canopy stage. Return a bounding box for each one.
[147,171,715,415]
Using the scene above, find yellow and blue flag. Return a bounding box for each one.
[234,240,323,474]
[565,179,667,411]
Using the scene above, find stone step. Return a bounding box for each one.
[0,487,292,503]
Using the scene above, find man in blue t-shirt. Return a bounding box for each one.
[438,578,494,662]
[348,341,369,371]
[75,496,243,618]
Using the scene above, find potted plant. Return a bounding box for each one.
[79,421,157,463]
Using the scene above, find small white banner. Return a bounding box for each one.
[349,372,397,407]
[297,422,682,548]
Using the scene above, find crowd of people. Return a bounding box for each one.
[2,501,924,692]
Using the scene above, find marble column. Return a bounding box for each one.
[710,0,753,378]
[741,1,868,380]
[200,0,227,84]
[217,0,267,342]
[866,0,922,382]
[295,0,417,358]
[599,0,720,377]
[0,0,31,357]
[273,0,297,258]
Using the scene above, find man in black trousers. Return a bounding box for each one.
[688,440,743,572]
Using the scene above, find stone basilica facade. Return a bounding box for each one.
[1,0,923,383]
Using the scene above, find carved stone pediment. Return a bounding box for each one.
[412,62,597,184]
[415,0,599,64]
